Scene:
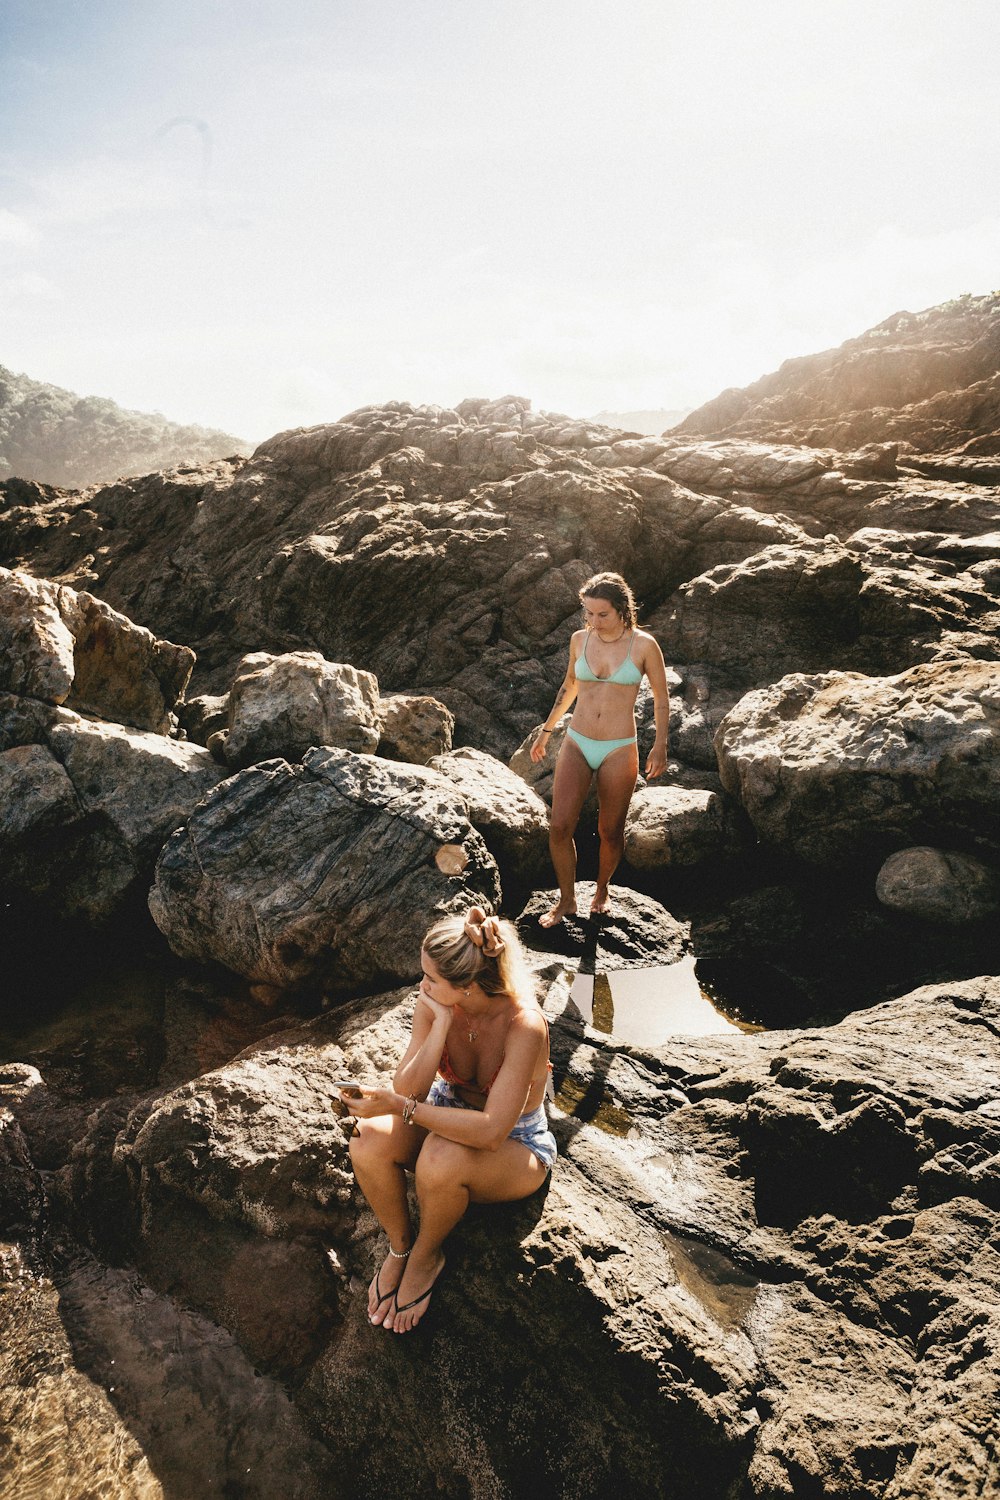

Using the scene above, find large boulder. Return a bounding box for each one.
[0,566,194,732]
[715,659,1000,868]
[149,747,501,994]
[377,691,454,765]
[211,650,380,768]
[429,746,550,887]
[875,846,1000,924]
[624,785,748,869]
[0,693,225,926]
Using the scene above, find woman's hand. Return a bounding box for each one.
[339,1087,403,1119]
[529,727,551,763]
[417,992,453,1028]
[645,744,668,779]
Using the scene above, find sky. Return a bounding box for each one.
[1,0,999,442]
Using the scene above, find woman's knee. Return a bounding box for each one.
[349,1114,397,1166]
[549,814,578,844]
[597,815,626,847]
[415,1134,468,1187]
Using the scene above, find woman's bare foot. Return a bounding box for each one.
[367,1247,409,1326]
[539,897,577,928]
[386,1252,446,1333]
[590,886,612,915]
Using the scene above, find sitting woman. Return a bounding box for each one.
[344,906,555,1333]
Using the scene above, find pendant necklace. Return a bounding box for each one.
[459,1004,477,1042]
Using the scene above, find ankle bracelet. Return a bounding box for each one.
[387,1246,410,1259]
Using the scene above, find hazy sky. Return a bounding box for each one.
[2,0,998,441]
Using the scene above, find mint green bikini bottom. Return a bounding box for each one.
[566,726,637,771]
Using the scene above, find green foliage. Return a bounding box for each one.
[0,364,252,488]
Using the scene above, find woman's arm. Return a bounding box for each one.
[640,633,670,779]
[391,995,452,1098]
[529,634,581,762]
[351,1012,547,1150]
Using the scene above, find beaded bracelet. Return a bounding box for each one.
[402,1093,418,1126]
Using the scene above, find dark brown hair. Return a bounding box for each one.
[579,571,637,630]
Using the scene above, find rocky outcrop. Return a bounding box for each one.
[149,748,501,994]
[209,649,380,768]
[677,291,1000,457]
[715,659,1000,869]
[0,694,224,926]
[12,397,997,763]
[37,972,1000,1500]
[650,539,1000,692]
[0,565,194,732]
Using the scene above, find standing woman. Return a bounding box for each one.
[530,572,669,926]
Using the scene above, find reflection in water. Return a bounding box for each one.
[569,954,764,1046]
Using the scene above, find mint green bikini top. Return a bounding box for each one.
[574,630,643,685]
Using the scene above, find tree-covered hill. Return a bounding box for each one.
[0,364,252,487]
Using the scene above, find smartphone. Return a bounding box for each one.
[333,1079,364,1099]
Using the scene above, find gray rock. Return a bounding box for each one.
[875,845,1000,923]
[0,693,224,926]
[377,691,454,764]
[624,785,748,868]
[0,566,193,732]
[430,746,550,887]
[715,659,1000,867]
[149,747,501,993]
[216,650,380,768]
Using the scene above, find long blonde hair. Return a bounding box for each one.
[422,912,536,1007]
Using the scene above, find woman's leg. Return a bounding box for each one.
[387,1135,549,1332]
[592,741,639,913]
[540,736,593,927]
[349,1115,426,1324]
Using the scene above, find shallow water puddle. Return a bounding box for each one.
[663,1229,759,1329]
[568,954,764,1046]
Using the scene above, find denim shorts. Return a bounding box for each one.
[427,1078,557,1172]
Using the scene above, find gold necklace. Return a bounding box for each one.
[458,1004,478,1042]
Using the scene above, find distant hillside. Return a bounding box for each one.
[676,291,1000,455]
[590,407,691,435]
[0,364,252,488]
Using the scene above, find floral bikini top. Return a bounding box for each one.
[438,1014,553,1096]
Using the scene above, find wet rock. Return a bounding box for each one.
[149,747,501,993]
[377,691,454,764]
[0,693,224,926]
[213,650,380,769]
[0,566,193,732]
[875,845,1000,924]
[624,785,749,868]
[0,1108,163,1499]
[429,746,550,888]
[715,659,1000,867]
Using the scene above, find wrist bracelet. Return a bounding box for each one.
[402,1093,418,1125]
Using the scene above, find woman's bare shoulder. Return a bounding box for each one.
[508,1000,548,1040]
